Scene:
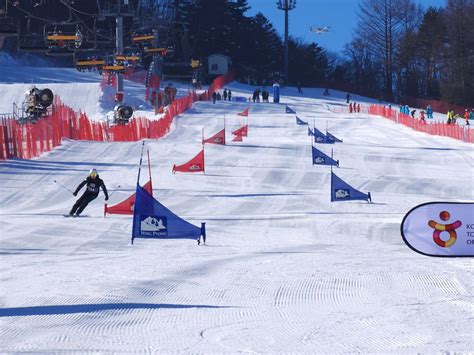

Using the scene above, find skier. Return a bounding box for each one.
[68,168,109,217]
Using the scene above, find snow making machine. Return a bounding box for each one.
[113,104,134,125]
[15,87,54,124]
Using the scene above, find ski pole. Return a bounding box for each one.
[107,185,121,199]
[54,180,74,194]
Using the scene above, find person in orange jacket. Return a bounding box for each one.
[464,109,470,125]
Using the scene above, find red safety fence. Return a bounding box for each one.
[0,73,233,160]
[369,105,473,143]
[401,96,468,115]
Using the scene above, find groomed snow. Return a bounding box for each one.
[0,68,473,353]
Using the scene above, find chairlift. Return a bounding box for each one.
[45,23,83,50]
[17,33,47,52]
[75,56,105,72]
[143,46,173,56]
[132,30,154,45]
[102,64,125,74]
[115,53,141,66]
[0,17,17,36]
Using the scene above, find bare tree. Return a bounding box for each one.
[355,0,408,100]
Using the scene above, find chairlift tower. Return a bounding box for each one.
[277,0,296,86]
[102,0,136,102]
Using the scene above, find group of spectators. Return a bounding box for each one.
[349,102,361,113]
[212,88,232,104]
[399,104,473,125]
[251,88,270,103]
[446,109,473,125]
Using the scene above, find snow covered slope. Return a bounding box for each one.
[0,70,473,353]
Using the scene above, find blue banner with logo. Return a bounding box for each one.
[312,146,338,166]
[286,105,296,114]
[401,202,474,257]
[330,172,371,202]
[132,185,205,244]
[308,127,314,136]
[296,116,308,125]
[313,128,334,144]
[326,131,343,143]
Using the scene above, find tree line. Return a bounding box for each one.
[4,0,472,106]
[170,0,473,106]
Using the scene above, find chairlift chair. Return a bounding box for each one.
[0,17,17,36]
[17,33,47,52]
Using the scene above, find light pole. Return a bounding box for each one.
[277,0,296,86]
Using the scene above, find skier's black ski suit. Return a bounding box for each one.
[69,175,108,216]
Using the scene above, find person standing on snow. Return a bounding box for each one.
[426,105,433,119]
[346,93,351,103]
[464,109,470,125]
[227,89,232,101]
[68,168,108,217]
[223,89,228,101]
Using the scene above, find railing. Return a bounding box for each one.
[368,105,473,143]
[0,72,235,160]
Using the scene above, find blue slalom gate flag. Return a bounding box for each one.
[286,105,296,114]
[308,127,314,136]
[312,146,338,166]
[296,116,308,125]
[326,131,343,143]
[331,172,371,202]
[313,128,334,144]
[132,185,206,244]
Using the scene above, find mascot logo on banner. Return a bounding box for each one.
[401,202,473,257]
[140,216,168,237]
[428,211,462,248]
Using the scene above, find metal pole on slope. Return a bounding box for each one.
[54,180,73,194]
[116,0,124,100]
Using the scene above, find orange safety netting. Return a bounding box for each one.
[368,105,473,143]
[0,72,235,160]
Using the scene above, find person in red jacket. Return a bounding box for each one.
[349,103,353,113]
[464,109,470,125]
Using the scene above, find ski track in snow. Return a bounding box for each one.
[1,68,474,353]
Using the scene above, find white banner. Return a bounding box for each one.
[401,202,474,257]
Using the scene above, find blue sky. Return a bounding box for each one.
[245,0,447,54]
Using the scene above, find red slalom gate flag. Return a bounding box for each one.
[232,132,243,142]
[105,180,153,216]
[203,128,226,145]
[237,108,249,117]
[172,149,205,173]
[232,124,248,137]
